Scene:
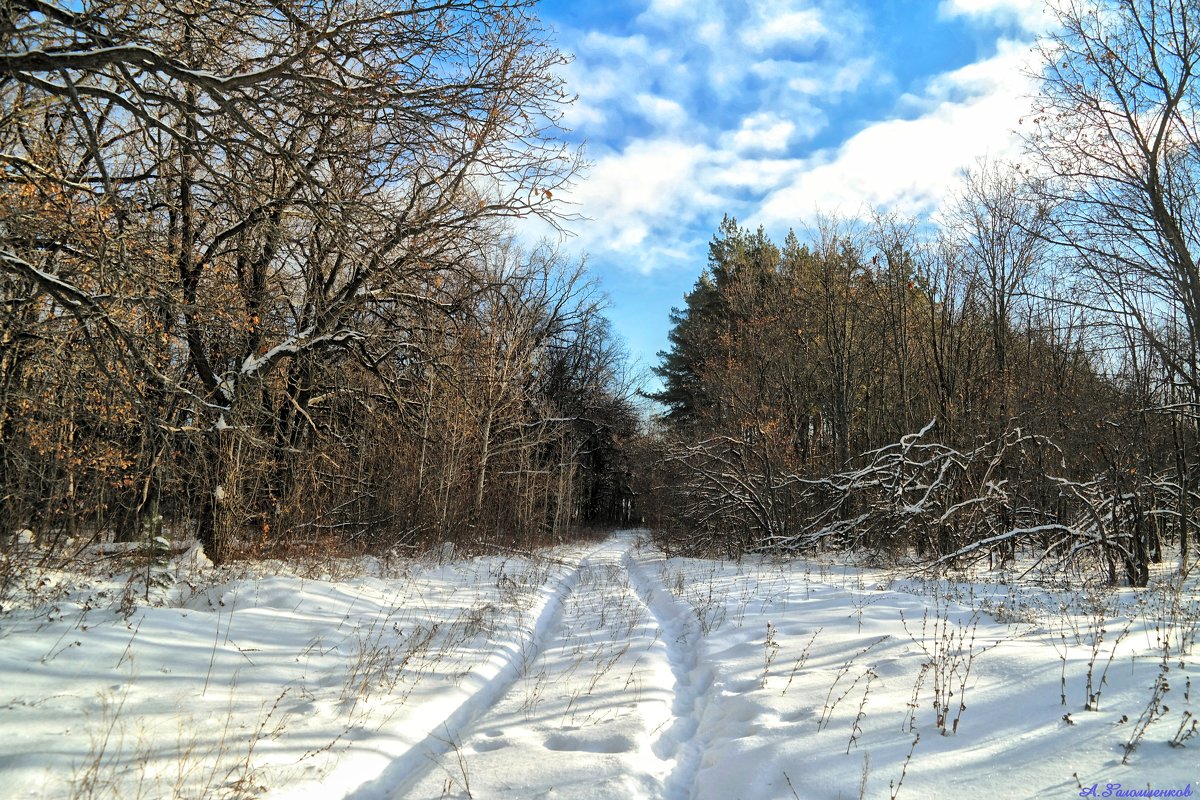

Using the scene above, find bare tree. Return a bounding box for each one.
[943,160,1051,430]
[1027,0,1200,566]
[0,1,585,560]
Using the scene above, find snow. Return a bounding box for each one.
[238,330,363,377]
[1,531,1197,799]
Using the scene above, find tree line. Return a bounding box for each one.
[0,0,638,563]
[642,0,1200,584]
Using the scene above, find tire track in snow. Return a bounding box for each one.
[344,543,604,800]
[623,547,715,800]
[390,532,673,800]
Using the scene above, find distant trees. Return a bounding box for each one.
[1027,0,1200,565]
[942,161,1051,433]
[0,1,635,561]
[650,214,943,475]
[638,0,1200,584]
[643,200,1177,582]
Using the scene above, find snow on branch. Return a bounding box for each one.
[239,328,365,378]
[658,418,1172,585]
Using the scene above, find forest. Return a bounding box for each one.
[4,4,1199,797]
[639,0,1200,586]
[0,0,640,568]
[2,0,1200,590]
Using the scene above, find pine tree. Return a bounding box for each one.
[648,216,780,426]
[648,272,723,425]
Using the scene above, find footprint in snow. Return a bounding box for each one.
[472,737,508,753]
[543,732,635,754]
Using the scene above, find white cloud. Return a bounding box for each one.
[641,0,699,21]
[578,30,659,59]
[707,155,803,192]
[634,93,690,132]
[741,8,826,49]
[629,0,867,103]
[696,21,724,47]
[566,139,719,256]
[567,33,1039,251]
[557,32,681,131]
[758,40,1037,224]
[749,56,875,101]
[726,112,799,153]
[540,1,1041,278]
[759,103,1002,222]
[939,0,1054,33]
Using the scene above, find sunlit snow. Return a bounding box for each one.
[1,532,1196,799]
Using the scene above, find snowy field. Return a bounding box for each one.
[1,530,1197,799]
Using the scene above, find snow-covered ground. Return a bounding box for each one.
[1,531,1197,799]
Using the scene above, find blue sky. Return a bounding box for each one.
[524,0,1050,387]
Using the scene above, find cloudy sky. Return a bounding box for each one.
[527,0,1051,384]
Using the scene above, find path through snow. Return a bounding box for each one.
[398,532,694,799]
[1,531,1197,799]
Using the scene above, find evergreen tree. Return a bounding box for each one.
[647,272,722,425]
[648,216,782,427]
